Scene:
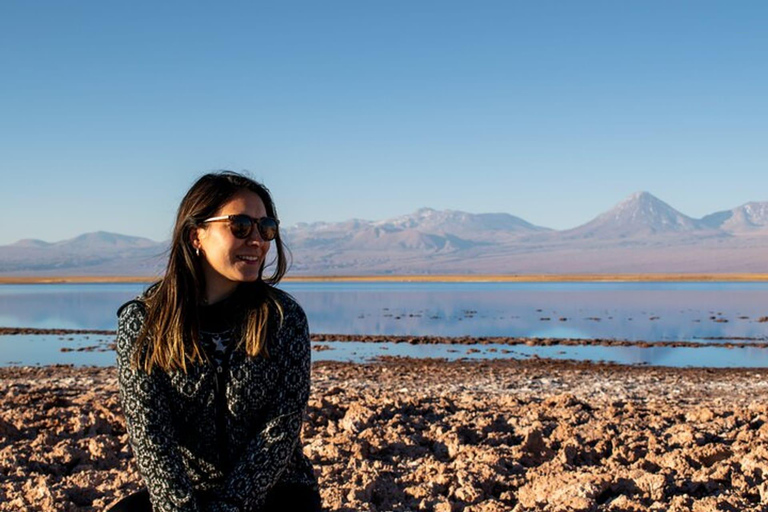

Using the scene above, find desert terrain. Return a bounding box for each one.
[2,358,768,511]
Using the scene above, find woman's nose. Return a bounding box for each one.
[247,227,265,243]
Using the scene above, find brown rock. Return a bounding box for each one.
[339,402,376,434]
[4,359,768,511]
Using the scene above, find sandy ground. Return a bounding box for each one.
[2,358,768,511]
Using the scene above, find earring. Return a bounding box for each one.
[195,247,200,257]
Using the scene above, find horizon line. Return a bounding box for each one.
[3,273,768,285]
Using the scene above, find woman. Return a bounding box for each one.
[109,172,320,512]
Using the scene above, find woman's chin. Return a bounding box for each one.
[234,269,263,282]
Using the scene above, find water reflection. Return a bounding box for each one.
[0,282,767,343]
[0,284,146,330]
[286,282,768,342]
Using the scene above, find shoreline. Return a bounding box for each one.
[3,272,768,284]
[4,327,768,350]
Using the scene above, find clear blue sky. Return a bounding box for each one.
[1,1,766,244]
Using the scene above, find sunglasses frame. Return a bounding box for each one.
[201,214,280,241]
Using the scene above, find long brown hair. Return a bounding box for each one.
[132,171,289,373]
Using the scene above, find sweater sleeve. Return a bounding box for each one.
[212,301,312,511]
[116,302,202,512]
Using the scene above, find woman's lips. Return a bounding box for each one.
[237,255,262,264]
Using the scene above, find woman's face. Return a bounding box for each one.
[191,190,271,303]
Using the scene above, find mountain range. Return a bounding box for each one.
[3,192,768,276]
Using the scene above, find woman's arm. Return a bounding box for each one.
[116,302,202,512]
[209,301,312,512]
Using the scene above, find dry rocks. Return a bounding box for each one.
[2,359,768,511]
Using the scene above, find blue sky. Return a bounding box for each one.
[1,1,766,245]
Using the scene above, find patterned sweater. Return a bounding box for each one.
[116,289,317,512]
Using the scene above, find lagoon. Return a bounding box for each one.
[1,282,768,367]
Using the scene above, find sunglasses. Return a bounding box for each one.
[202,214,279,241]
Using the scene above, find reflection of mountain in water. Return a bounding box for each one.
[2,283,768,344]
[282,283,768,342]
[0,284,146,330]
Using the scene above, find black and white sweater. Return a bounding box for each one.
[116,289,317,512]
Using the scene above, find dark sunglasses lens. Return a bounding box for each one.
[229,216,253,239]
[258,218,278,241]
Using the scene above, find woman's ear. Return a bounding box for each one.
[189,226,202,250]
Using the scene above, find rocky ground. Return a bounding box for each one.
[2,358,768,511]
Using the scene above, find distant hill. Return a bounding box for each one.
[561,192,709,239]
[0,232,166,276]
[11,239,52,248]
[3,193,768,276]
[700,202,768,233]
[373,207,549,237]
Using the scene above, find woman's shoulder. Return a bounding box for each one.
[261,287,308,339]
[272,288,304,317]
[117,299,146,319]
[115,299,148,362]
[116,299,148,348]
[116,282,159,321]
[243,283,305,320]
